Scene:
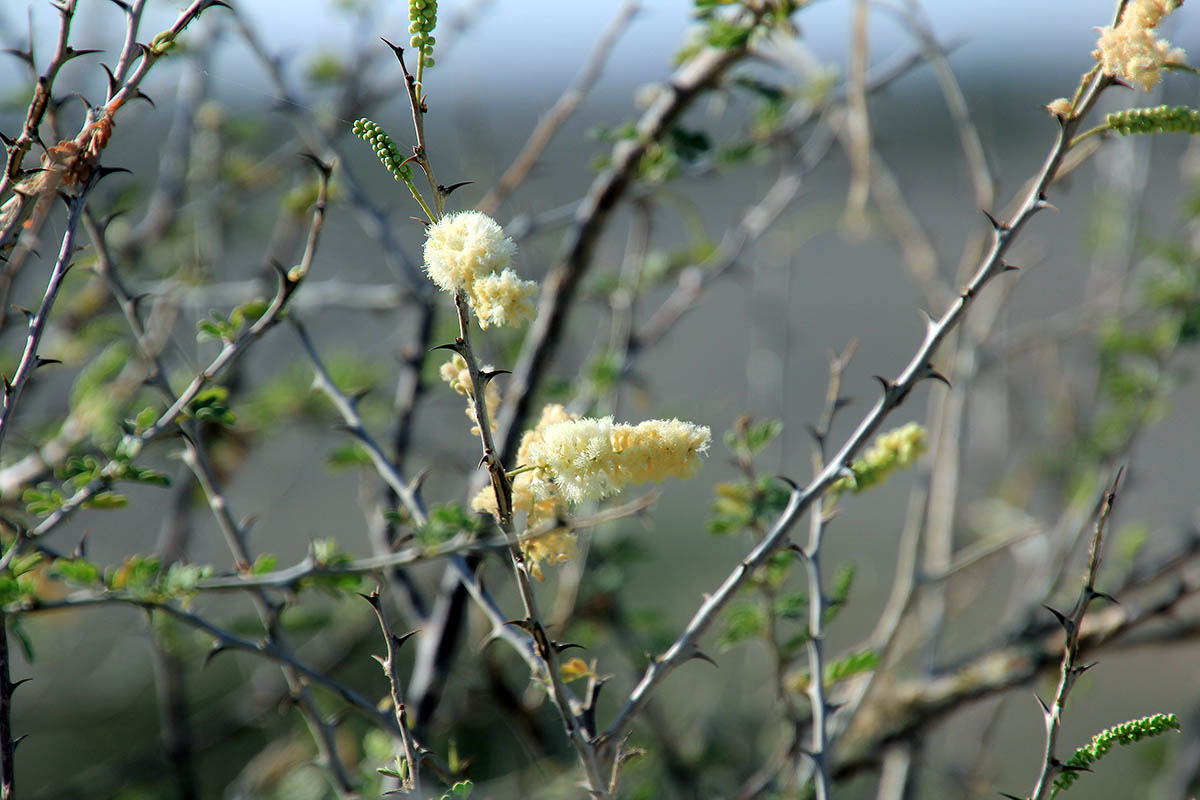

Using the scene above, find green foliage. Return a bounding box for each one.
[52,557,101,587]
[708,475,791,534]
[1052,713,1181,795]
[241,355,384,431]
[718,600,766,650]
[196,301,267,343]
[23,483,66,516]
[187,386,236,427]
[416,504,483,548]
[70,342,133,443]
[297,539,362,595]
[327,443,373,470]
[823,648,878,685]
[724,417,783,462]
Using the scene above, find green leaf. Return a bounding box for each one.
[824,649,879,685]
[718,601,765,650]
[327,444,373,469]
[251,554,278,575]
[53,558,101,586]
[84,491,128,510]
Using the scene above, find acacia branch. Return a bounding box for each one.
[598,65,1117,756]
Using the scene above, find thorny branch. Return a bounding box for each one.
[597,59,1119,762]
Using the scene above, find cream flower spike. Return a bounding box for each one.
[529,416,712,504]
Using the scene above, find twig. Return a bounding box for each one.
[1026,469,1122,800]
[476,0,640,215]
[363,591,421,796]
[800,342,857,799]
[0,175,98,456]
[0,614,17,800]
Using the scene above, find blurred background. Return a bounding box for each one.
[2,1,1200,798]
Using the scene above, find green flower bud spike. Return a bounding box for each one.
[351,118,434,221]
[408,0,438,89]
[1051,713,1180,796]
[1073,105,1200,145]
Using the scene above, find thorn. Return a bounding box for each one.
[11,734,27,751]
[203,642,228,668]
[392,629,420,649]
[918,362,952,389]
[63,47,103,62]
[683,646,718,668]
[73,530,90,559]
[504,618,535,634]
[1034,197,1058,213]
[99,62,118,96]
[1035,693,1051,717]
[1073,661,1098,676]
[0,130,14,147]
[918,308,936,333]
[349,387,371,407]
[998,793,1027,800]
[34,357,61,370]
[379,37,406,63]
[10,306,32,321]
[1,48,34,69]
[106,0,132,11]
[1108,76,1133,90]
[772,475,799,491]
[370,653,387,668]
[440,180,474,196]
[872,375,893,395]
[430,342,463,354]
[130,89,155,109]
[1001,262,1020,273]
[1088,589,1119,606]
[981,209,1008,232]
[298,151,333,178]
[10,677,32,692]
[1042,604,1072,632]
[554,641,586,653]
[358,589,381,607]
[408,466,432,495]
[833,395,852,412]
[93,165,133,184]
[803,423,822,446]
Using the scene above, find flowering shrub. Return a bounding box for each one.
[0,1,1197,798]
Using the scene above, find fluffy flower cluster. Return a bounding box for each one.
[833,422,927,494]
[422,211,537,329]
[473,404,575,579]
[527,415,712,504]
[1094,0,1186,91]
[439,354,499,436]
[472,406,711,577]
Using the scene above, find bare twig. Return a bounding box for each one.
[476,0,640,215]
[0,175,98,456]
[1026,469,1122,800]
